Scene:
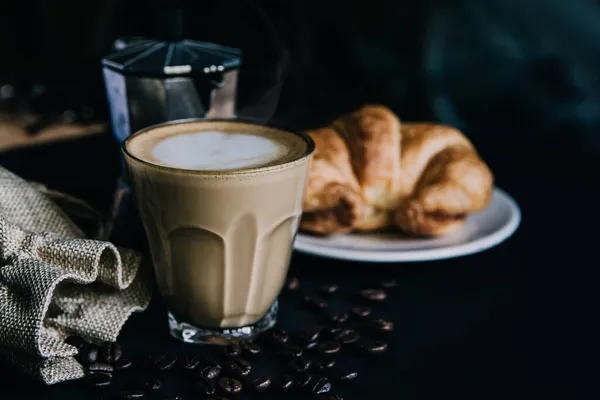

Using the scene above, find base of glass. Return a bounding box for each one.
[168,301,278,345]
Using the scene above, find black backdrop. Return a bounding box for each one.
[0,1,597,398]
[1,0,600,156]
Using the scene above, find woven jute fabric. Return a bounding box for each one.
[0,166,151,385]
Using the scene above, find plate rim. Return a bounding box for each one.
[293,187,521,262]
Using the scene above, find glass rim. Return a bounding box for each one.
[122,118,315,176]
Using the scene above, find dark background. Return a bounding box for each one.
[2,0,600,155]
[0,0,596,398]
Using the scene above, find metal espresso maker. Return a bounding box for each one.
[101,7,243,249]
[102,9,242,144]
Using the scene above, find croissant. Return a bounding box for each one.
[301,105,494,237]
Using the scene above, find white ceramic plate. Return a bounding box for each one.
[294,187,521,262]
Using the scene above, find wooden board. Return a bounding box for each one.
[0,112,107,152]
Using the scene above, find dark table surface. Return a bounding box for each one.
[0,129,592,399]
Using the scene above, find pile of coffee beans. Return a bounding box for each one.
[67,277,395,399]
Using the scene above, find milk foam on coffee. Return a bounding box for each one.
[151,131,289,171]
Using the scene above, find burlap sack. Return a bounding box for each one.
[0,166,151,384]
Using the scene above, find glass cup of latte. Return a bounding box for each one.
[122,119,314,344]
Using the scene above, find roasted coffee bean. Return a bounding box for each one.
[199,365,221,380]
[152,353,177,371]
[65,336,86,350]
[224,357,251,377]
[317,341,341,355]
[117,389,146,399]
[196,376,217,395]
[87,362,114,373]
[360,288,387,301]
[351,305,372,317]
[268,328,289,344]
[381,279,397,288]
[144,377,162,390]
[362,340,388,354]
[298,326,323,344]
[205,396,230,400]
[101,341,122,363]
[112,342,123,361]
[278,374,294,389]
[329,311,349,324]
[240,340,261,355]
[85,345,99,364]
[224,343,242,357]
[323,327,343,341]
[317,283,339,294]
[288,355,312,372]
[277,343,304,358]
[181,355,200,370]
[369,318,394,332]
[200,356,223,370]
[84,372,111,387]
[337,370,358,381]
[251,375,271,392]
[286,276,300,291]
[334,329,360,344]
[304,340,319,350]
[312,355,336,370]
[236,358,253,376]
[218,377,242,394]
[295,372,313,388]
[310,377,332,395]
[114,357,133,370]
[304,294,328,309]
[318,394,344,400]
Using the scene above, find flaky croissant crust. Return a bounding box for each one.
[300,105,494,237]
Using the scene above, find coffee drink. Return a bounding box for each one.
[123,119,313,343]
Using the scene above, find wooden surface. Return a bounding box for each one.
[0,112,106,152]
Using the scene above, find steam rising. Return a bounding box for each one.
[234,0,291,123]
